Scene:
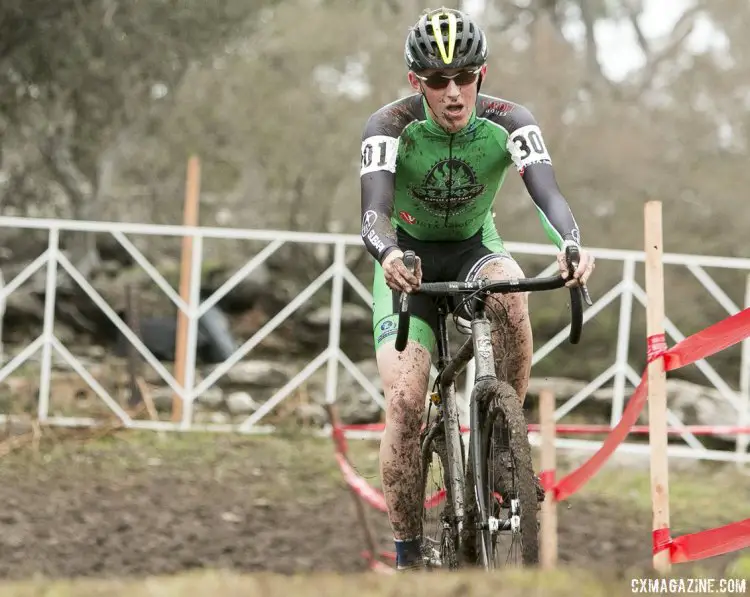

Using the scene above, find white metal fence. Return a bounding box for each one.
[0,216,748,462]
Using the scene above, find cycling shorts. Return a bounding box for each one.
[371,226,513,353]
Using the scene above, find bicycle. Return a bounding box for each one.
[393,246,588,570]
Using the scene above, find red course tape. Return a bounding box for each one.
[539,470,556,495]
[647,333,668,363]
[669,518,750,564]
[548,308,750,503]
[652,527,672,554]
[331,308,750,568]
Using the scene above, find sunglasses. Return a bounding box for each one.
[413,67,482,89]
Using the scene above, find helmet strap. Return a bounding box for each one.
[417,82,431,111]
[418,83,440,125]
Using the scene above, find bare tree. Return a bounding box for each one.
[0,0,279,275]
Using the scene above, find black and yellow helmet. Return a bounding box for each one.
[404,8,488,72]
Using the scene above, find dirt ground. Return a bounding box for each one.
[0,428,746,582]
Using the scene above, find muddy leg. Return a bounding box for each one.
[376,339,432,565]
[474,258,533,405]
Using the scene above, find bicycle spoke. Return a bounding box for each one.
[467,380,540,569]
[419,421,463,570]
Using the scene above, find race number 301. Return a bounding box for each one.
[360,135,399,175]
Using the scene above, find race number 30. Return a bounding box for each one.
[361,135,399,175]
[508,125,551,171]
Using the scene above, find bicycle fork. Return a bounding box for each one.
[470,315,499,569]
[440,378,465,548]
[435,304,466,557]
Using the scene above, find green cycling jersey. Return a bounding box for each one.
[360,93,581,262]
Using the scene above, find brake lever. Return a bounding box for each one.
[565,245,593,306]
[401,250,416,298]
[581,282,593,306]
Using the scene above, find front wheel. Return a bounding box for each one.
[464,381,540,568]
[419,421,465,570]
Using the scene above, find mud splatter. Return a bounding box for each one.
[475,259,534,403]
[377,342,432,540]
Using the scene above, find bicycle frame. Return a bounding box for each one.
[429,293,501,564]
[395,246,587,568]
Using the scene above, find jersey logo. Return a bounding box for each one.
[409,158,485,216]
[399,211,416,225]
[481,99,513,115]
[361,210,378,236]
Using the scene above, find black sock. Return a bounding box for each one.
[395,537,422,568]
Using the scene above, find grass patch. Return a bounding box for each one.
[0,428,380,504]
[0,567,732,597]
[8,428,748,524]
[0,429,748,585]
[578,458,750,526]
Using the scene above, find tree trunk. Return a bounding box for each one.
[578,0,606,84]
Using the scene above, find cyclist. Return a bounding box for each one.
[359,7,595,570]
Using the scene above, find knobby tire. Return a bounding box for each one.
[464,381,540,568]
[419,419,464,570]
